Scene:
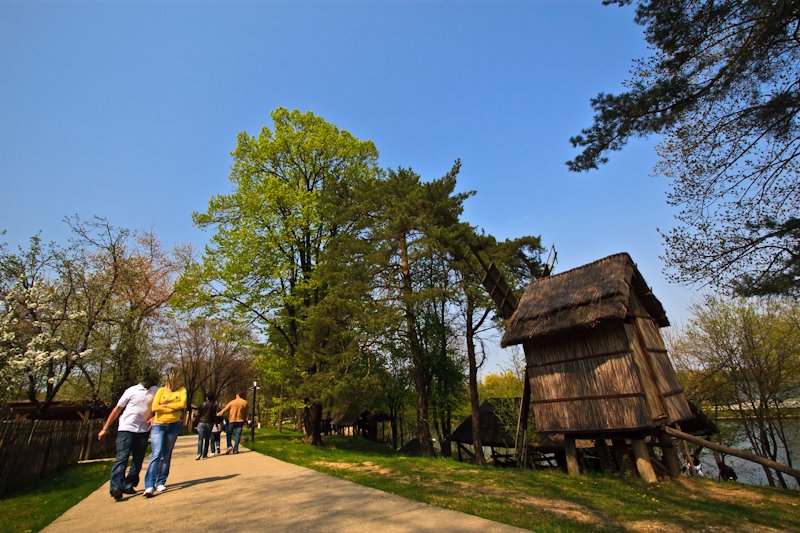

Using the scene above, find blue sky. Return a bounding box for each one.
[1,1,702,371]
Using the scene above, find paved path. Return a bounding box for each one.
[44,435,528,532]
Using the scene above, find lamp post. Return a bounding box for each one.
[250,381,258,443]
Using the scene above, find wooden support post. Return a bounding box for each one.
[631,438,658,483]
[565,437,580,476]
[612,438,634,474]
[515,367,531,468]
[595,439,613,473]
[658,431,682,478]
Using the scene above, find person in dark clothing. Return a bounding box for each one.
[195,392,218,460]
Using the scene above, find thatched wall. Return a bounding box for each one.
[525,322,654,433]
[628,293,691,423]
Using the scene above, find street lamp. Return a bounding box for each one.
[250,380,259,443]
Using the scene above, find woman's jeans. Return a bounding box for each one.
[196,422,211,457]
[144,421,181,489]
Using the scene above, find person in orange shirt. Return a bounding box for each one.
[217,391,247,454]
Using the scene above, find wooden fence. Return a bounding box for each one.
[0,419,115,496]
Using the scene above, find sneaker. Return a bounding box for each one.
[143,488,154,498]
[210,452,216,457]
[110,488,123,501]
[155,485,167,494]
[226,448,232,455]
[233,450,239,454]
[121,486,137,495]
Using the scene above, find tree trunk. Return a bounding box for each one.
[304,401,323,446]
[399,234,435,457]
[413,362,435,456]
[465,294,486,465]
[439,405,452,458]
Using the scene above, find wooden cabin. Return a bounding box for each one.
[500,253,692,480]
[450,398,587,468]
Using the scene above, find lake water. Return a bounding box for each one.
[696,419,800,489]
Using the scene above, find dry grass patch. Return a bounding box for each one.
[313,460,393,476]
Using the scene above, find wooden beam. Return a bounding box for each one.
[515,367,531,467]
[665,426,800,481]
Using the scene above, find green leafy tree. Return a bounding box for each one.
[188,108,380,445]
[669,297,800,487]
[569,1,800,296]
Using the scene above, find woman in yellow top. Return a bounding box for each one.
[143,374,187,498]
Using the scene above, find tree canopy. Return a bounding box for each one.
[569,1,800,296]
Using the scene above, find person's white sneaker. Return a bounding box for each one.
[143,487,154,498]
[155,485,167,494]
[210,452,216,457]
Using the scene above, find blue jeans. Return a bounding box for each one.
[211,432,221,453]
[230,421,244,452]
[144,421,181,489]
[196,422,211,457]
[109,431,149,493]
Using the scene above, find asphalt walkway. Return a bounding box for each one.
[43,435,528,532]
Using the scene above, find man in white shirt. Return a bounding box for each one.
[98,367,159,501]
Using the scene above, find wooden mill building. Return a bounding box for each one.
[499,252,692,481]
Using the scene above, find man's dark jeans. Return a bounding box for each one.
[110,430,149,493]
[230,421,244,452]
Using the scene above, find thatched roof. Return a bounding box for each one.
[501,253,668,347]
[450,398,518,448]
[330,406,361,427]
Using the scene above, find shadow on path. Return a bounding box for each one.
[170,473,240,491]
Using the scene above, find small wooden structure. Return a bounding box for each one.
[451,398,581,468]
[451,398,517,464]
[500,252,693,481]
[331,406,361,436]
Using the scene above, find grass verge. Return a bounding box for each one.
[248,428,800,532]
[0,461,111,533]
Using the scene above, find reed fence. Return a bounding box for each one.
[0,419,115,496]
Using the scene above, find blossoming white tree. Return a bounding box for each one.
[0,218,186,413]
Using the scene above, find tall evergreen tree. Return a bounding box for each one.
[569,1,800,296]
[370,163,472,457]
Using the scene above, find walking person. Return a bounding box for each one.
[210,414,222,456]
[217,391,247,454]
[143,373,187,498]
[195,392,218,460]
[98,367,159,501]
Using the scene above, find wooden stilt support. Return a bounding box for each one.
[515,368,531,468]
[631,438,658,483]
[658,431,682,478]
[595,439,613,473]
[565,437,580,476]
